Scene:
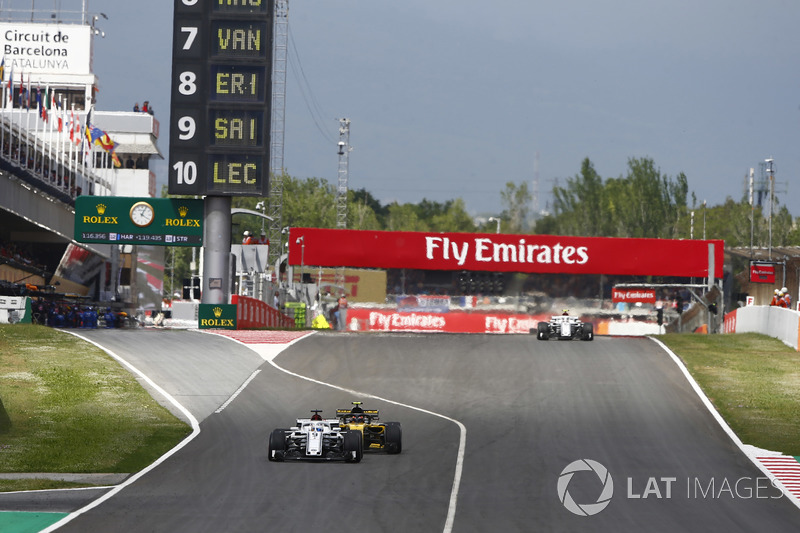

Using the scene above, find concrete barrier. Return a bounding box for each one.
[723,305,800,350]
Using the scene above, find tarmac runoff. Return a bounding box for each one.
[0,474,128,533]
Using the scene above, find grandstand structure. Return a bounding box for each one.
[0,3,163,310]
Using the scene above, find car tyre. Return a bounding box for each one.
[343,430,363,463]
[582,323,594,341]
[384,422,402,454]
[268,428,287,462]
[537,322,549,340]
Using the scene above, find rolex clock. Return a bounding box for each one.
[130,201,155,227]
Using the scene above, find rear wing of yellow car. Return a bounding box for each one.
[336,409,380,420]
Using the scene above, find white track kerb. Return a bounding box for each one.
[41,331,202,533]
[650,336,800,511]
[220,332,467,533]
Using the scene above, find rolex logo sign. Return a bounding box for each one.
[165,204,201,228]
[81,203,118,225]
[199,304,237,329]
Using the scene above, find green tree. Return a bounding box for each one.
[385,202,429,231]
[429,198,477,232]
[350,188,386,226]
[281,176,337,228]
[536,157,688,239]
[500,181,531,233]
[348,197,382,230]
[771,205,794,246]
[551,157,606,236]
[614,158,688,238]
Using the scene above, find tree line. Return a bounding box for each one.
[226,156,797,247]
[163,156,799,297]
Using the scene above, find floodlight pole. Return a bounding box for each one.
[766,158,775,260]
[749,168,754,258]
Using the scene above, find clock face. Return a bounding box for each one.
[130,202,155,227]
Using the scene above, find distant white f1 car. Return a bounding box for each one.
[268,410,363,462]
[534,314,594,341]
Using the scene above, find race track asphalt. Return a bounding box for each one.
[2,329,799,532]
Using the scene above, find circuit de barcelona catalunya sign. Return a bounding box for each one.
[287,229,724,278]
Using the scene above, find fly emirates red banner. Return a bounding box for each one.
[288,229,724,278]
[612,288,657,303]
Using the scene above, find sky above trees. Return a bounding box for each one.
[89,0,800,217]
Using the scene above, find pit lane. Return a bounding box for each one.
[6,330,800,532]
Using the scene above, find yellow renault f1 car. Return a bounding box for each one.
[336,402,402,454]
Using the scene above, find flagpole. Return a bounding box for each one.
[44,87,50,182]
[59,95,66,192]
[0,69,5,155]
[46,88,53,185]
[55,94,61,189]
[45,86,50,182]
[76,108,84,195]
[102,150,108,195]
[23,83,32,172]
[68,104,74,191]
[69,104,78,194]
[38,84,45,180]
[6,67,12,160]
[5,73,11,161]
[15,71,22,164]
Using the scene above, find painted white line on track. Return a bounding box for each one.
[649,336,800,511]
[41,331,202,533]
[215,369,261,413]
[215,331,467,533]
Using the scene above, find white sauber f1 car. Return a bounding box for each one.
[268,410,363,462]
[534,312,594,341]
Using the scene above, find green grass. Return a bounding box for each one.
[658,332,800,456]
[0,324,190,492]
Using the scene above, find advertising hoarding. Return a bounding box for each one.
[0,23,92,76]
[612,288,657,304]
[749,261,776,284]
[74,196,203,246]
[287,228,725,278]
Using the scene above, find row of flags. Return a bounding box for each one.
[0,57,121,167]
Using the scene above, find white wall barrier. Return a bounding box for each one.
[723,306,800,351]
